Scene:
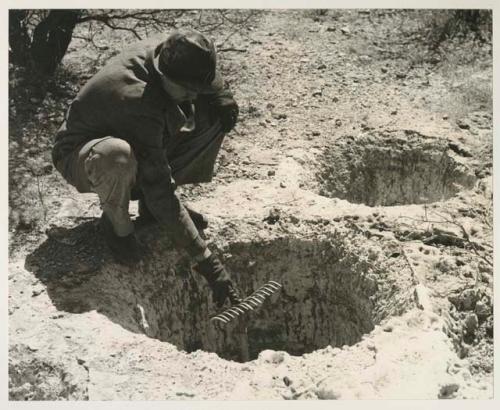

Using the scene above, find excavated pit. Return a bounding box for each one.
[28,223,413,363]
[317,131,477,206]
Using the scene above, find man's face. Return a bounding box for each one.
[161,75,198,103]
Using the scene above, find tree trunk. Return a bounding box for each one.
[9,10,31,66]
[30,10,81,76]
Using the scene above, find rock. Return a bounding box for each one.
[312,130,321,136]
[263,208,281,225]
[32,288,45,297]
[317,64,327,70]
[315,386,341,399]
[175,390,196,398]
[365,341,377,352]
[459,344,469,359]
[326,26,336,32]
[332,96,339,103]
[449,288,478,311]
[438,383,459,399]
[456,119,470,129]
[464,313,478,334]
[258,350,286,364]
[267,170,276,177]
[273,113,287,120]
[396,72,407,79]
[280,182,286,188]
[485,317,493,337]
[283,376,292,386]
[340,26,350,35]
[382,324,393,332]
[474,301,490,319]
[312,90,322,97]
[335,119,342,127]
[381,67,388,73]
[391,110,397,115]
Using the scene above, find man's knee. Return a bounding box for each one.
[85,138,137,181]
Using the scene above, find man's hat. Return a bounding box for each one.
[155,29,223,93]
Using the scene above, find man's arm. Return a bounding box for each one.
[137,146,240,307]
[136,145,207,259]
[206,88,239,133]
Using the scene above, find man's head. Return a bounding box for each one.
[155,29,223,102]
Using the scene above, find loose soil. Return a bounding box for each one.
[9,10,493,400]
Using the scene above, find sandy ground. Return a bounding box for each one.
[8,10,493,400]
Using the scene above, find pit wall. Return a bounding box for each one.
[317,131,477,206]
[28,221,415,362]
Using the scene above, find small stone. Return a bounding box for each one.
[267,170,276,177]
[315,386,341,399]
[317,63,327,70]
[459,344,469,359]
[464,313,478,334]
[176,390,196,398]
[283,376,292,386]
[332,96,339,103]
[259,350,286,364]
[335,119,342,127]
[263,208,281,225]
[280,182,286,188]
[312,90,322,97]
[381,67,388,73]
[456,119,470,129]
[438,383,459,399]
[365,341,377,352]
[391,110,397,115]
[485,317,493,337]
[474,301,490,319]
[31,288,44,297]
[396,72,407,79]
[383,324,393,332]
[273,113,287,120]
[312,130,321,136]
[340,26,350,35]
[443,115,449,120]
[326,26,336,32]
[449,288,478,311]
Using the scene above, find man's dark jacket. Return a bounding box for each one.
[52,37,232,257]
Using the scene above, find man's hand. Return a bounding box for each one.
[210,96,239,133]
[194,253,242,308]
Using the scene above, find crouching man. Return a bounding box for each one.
[52,29,241,308]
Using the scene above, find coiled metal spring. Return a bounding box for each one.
[210,281,282,325]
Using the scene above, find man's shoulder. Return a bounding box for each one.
[78,36,165,103]
[119,35,165,60]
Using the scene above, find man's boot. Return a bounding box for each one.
[137,198,208,231]
[99,213,142,265]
